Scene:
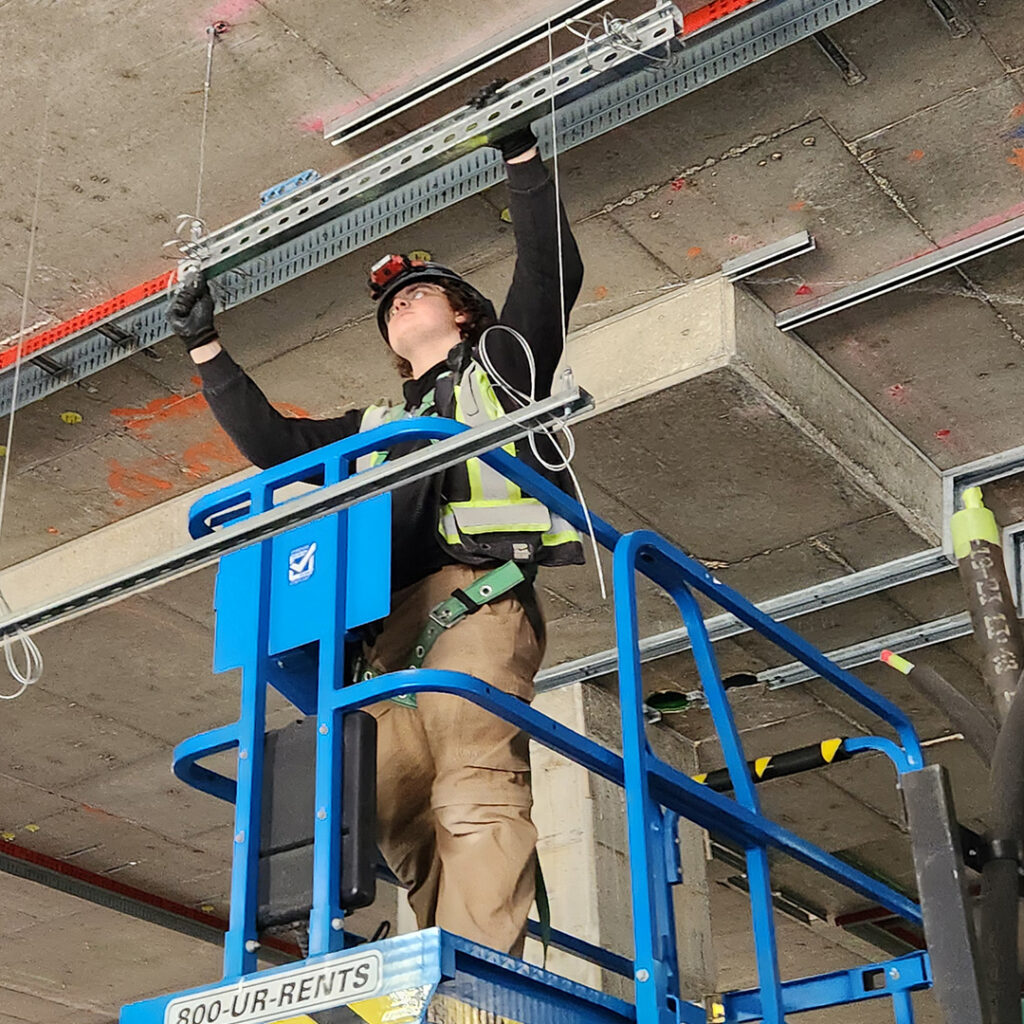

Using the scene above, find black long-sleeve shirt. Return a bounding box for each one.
[198,154,584,591]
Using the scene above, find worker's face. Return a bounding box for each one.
[385,282,466,352]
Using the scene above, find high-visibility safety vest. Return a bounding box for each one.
[356,359,584,568]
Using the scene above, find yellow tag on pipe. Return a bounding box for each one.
[820,738,843,763]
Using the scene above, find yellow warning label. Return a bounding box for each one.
[754,756,772,778]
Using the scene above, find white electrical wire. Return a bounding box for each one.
[477,323,608,600]
[0,105,49,700]
[565,12,672,70]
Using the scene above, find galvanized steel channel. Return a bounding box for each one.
[777,212,1024,332]
[0,388,587,641]
[535,545,954,690]
[760,611,973,689]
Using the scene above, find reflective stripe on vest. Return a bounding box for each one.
[441,364,552,537]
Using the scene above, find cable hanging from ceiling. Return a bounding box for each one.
[479,18,609,602]
[163,22,227,284]
[0,103,50,700]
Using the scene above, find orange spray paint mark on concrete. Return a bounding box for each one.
[1013,102,1024,119]
[108,459,174,505]
[183,428,247,478]
[1008,149,1024,173]
[788,200,806,212]
[593,285,609,301]
[109,378,313,502]
[687,246,703,259]
[908,149,925,162]
[110,392,209,438]
[276,401,312,418]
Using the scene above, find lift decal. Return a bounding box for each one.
[163,951,383,1024]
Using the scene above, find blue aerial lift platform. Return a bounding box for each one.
[120,413,977,1024]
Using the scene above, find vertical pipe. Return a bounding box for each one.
[951,486,1024,723]
[952,487,1024,1022]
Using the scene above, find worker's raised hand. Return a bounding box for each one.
[167,272,219,351]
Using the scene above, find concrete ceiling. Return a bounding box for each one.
[1,0,1022,1020]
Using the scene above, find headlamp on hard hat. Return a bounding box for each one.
[367,252,497,342]
[368,254,414,300]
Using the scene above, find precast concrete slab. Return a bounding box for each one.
[851,76,1024,246]
[814,0,1007,139]
[973,0,1024,70]
[798,266,1024,469]
[0,875,223,1013]
[17,802,231,893]
[608,118,932,316]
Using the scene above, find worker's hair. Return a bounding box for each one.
[390,279,497,380]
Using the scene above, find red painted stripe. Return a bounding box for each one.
[0,839,298,956]
[0,270,176,372]
[682,0,765,35]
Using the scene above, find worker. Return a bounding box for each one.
[167,127,585,957]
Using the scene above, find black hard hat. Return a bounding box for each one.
[368,253,496,341]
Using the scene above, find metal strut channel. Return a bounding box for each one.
[942,443,1024,549]
[535,545,953,690]
[322,0,618,145]
[5,0,893,419]
[776,211,1024,332]
[0,387,588,641]
[722,230,816,281]
[758,611,973,689]
[185,0,684,274]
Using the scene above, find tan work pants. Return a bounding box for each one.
[364,564,544,956]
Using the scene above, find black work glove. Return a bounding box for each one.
[167,273,219,351]
[493,126,538,162]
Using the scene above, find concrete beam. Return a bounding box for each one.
[562,275,942,545]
